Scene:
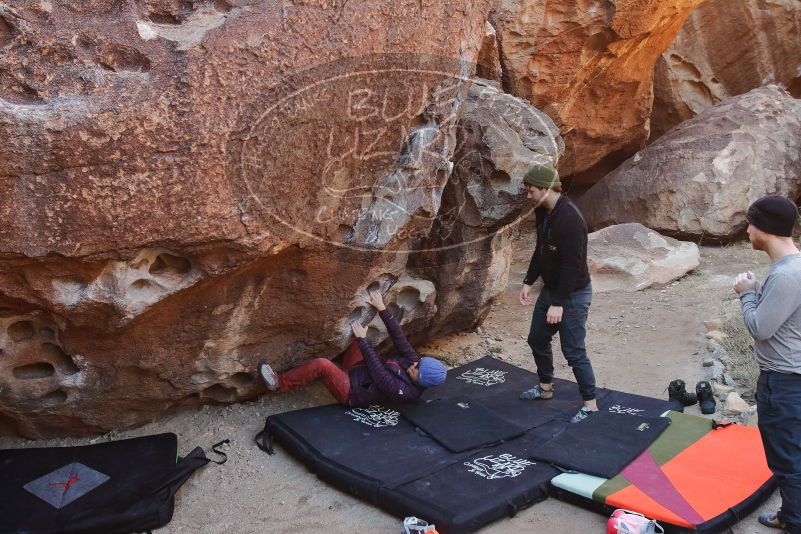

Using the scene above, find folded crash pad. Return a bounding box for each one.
[0,433,212,534]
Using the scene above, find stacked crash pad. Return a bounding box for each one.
[261,356,775,533]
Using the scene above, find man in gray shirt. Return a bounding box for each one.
[734,195,801,533]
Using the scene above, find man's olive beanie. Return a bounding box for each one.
[523,163,561,189]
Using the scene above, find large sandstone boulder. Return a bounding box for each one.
[0,0,515,437]
[651,0,801,141]
[491,0,702,182]
[579,86,801,240]
[406,80,563,342]
[588,224,699,292]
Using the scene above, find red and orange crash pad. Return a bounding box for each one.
[550,411,776,533]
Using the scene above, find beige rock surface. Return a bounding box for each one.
[579,86,801,240]
[722,391,751,417]
[0,0,523,437]
[651,0,801,140]
[491,0,703,182]
[588,223,700,292]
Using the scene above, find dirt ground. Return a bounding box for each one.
[0,233,784,533]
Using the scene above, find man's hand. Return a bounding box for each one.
[546,305,563,324]
[352,322,368,338]
[519,284,533,305]
[734,271,758,294]
[367,290,386,311]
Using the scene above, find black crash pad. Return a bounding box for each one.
[383,424,565,532]
[0,433,210,534]
[529,412,671,478]
[401,396,526,452]
[421,356,614,429]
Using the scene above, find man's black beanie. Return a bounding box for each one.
[746,195,800,237]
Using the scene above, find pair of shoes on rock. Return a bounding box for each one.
[257,360,279,391]
[668,379,716,414]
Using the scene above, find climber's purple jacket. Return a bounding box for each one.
[349,309,422,407]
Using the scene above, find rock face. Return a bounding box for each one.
[588,224,699,292]
[476,22,503,83]
[579,86,801,240]
[491,0,702,181]
[651,0,801,141]
[407,80,563,342]
[0,0,522,437]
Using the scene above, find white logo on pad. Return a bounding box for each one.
[464,454,535,479]
[608,404,645,416]
[456,367,508,387]
[346,405,399,427]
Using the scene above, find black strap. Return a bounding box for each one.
[210,439,230,464]
[255,419,275,455]
[153,446,211,502]
[712,421,735,430]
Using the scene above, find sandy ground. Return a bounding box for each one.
[0,234,785,534]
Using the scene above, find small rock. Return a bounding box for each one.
[702,357,714,367]
[476,327,484,336]
[711,347,729,360]
[703,319,722,331]
[706,330,729,343]
[711,382,735,398]
[721,372,736,386]
[707,339,722,353]
[740,406,758,427]
[706,361,725,381]
[722,392,751,416]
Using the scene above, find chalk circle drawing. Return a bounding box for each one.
[456,367,508,387]
[346,404,400,427]
[464,453,536,480]
[226,53,558,256]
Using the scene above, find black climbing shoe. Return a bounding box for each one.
[696,380,716,415]
[668,379,697,410]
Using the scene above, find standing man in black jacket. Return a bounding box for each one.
[517,163,598,423]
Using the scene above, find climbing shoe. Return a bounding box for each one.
[257,360,280,391]
[696,380,716,414]
[520,384,554,400]
[668,379,698,410]
[758,511,786,529]
[570,406,596,423]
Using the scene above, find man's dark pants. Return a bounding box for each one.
[757,370,801,533]
[527,284,596,400]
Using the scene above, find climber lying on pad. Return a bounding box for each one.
[257,291,447,407]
